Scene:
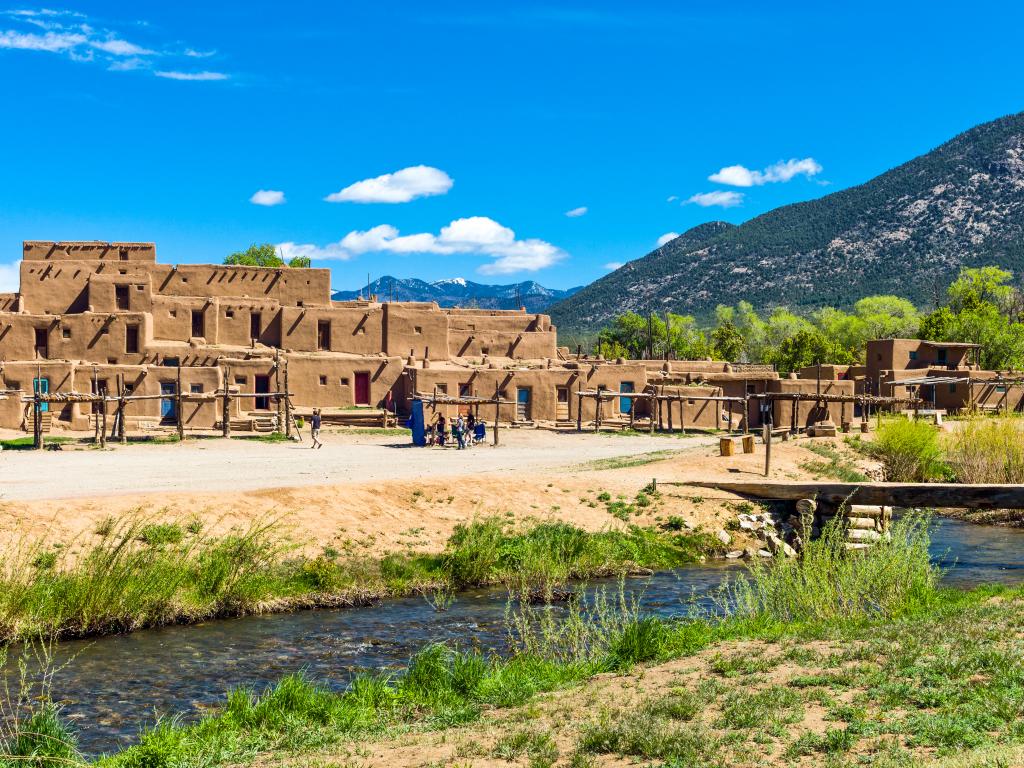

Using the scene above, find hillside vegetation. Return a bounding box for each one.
[550,111,1024,331]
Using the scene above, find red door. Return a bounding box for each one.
[354,372,370,405]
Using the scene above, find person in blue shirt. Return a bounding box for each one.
[310,408,323,449]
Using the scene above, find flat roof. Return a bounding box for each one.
[919,341,982,349]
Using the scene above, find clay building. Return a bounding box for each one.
[0,240,860,434]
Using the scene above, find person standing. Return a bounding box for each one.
[455,413,466,450]
[310,408,323,449]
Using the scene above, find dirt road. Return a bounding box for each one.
[0,430,710,502]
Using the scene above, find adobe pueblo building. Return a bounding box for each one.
[0,240,904,437]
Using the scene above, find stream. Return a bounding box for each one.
[7,516,1024,757]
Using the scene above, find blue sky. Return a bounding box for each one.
[1,1,1022,293]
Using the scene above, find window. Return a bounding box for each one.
[191,383,203,394]
[125,325,139,354]
[136,284,144,291]
[437,384,448,395]
[191,310,205,338]
[34,328,48,359]
[7,381,20,391]
[937,349,948,364]
[115,285,130,310]
[319,375,328,385]
[118,269,127,275]
[163,356,180,367]
[169,309,177,318]
[341,377,350,386]
[225,309,234,319]
[908,351,917,361]
[119,250,128,261]
[317,320,331,350]
[949,383,957,393]
[250,312,261,340]
[414,326,422,334]
[62,328,71,339]
[107,358,117,364]
[234,375,246,385]
[996,384,1007,393]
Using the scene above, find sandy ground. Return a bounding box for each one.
[0,427,855,557]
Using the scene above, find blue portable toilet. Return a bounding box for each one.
[410,399,426,446]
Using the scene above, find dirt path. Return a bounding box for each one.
[0,429,857,557]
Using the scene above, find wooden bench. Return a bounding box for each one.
[900,409,946,425]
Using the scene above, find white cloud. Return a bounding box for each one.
[603,261,624,270]
[90,37,153,56]
[277,216,565,275]
[565,206,587,217]
[656,232,679,247]
[0,261,21,293]
[685,191,744,208]
[249,189,286,206]
[0,29,86,51]
[708,157,822,187]
[0,10,230,79]
[325,165,453,204]
[666,195,678,203]
[155,70,228,81]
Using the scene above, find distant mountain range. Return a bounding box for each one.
[549,111,1024,332]
[332,276,581,313]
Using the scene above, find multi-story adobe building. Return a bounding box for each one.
[0,240,855,433]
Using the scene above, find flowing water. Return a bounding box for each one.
[6,516,1024,757]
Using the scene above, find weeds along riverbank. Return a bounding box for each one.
[0,514,722,643]
[7,515,1023,768]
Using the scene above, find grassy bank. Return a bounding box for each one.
[0,515,720,643]
[7,515,1020,767]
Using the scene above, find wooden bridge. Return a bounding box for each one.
[680,481,1024,509]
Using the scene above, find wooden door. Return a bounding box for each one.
[33,377,49,413]
[354,372,370,405]
[516,387,531,421]
[619,381,634,414]
[458,383,472,416]
[160,382,177,421]
[34,328,48,359]
[556,386,569,420]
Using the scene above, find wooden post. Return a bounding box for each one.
[667,396,673,433]
[715,391,721,432]
[576,391,583,432]
[764,423,772,477]
[743,393,750,435]
[658,390,664,431]
[594,394,602,432]
[275,349,284,434]
[176,364,184,441]
[33,385,42,450]
[680,397,686,435]
[791,394,799,434]
[92,367,100,444]
[100,394,107,448]
[284,359,292,438]
[493,387,500,446]
[629,398,636,430]
[648,394,655,435]
[118,375,127,444]
[222,365,231,438]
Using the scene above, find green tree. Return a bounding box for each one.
[225,243,310,268]
[767,329,855,374]
[711,321,744,362]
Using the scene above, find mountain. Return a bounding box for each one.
[549,111,1024,332]
[333,276,581,313]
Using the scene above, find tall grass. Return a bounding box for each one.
[867,417,947,482]
[723,513,940,623]
[0,515,718,643]
[944,417,1024,483]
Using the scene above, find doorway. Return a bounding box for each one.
[619,381,635,415]
[160,382,177,422]
[458,382,472,416]
[34,328,48,359]
[254,375,270,410]
[354,371,370,405]
[250,311,262,342]
[33,377,49,413]
[556,386,569,420]
[191,310,205,338]
[516,387,531,421]
[115,285,130,310]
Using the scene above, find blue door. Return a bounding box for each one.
[33,377,49,412]
[161,382,176,420]
[620,381,635,414]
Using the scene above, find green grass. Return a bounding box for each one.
[0,515,718,643]
[800,442,869,482]
[580,449,683,471]
[943,416,1024,483]
[859,417,948,482]
[6,512,1023,768]
[0,436,76,451]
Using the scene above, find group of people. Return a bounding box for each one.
[427,411,486,449]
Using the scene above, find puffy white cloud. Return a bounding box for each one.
[249,189,286,206]
[708,157,822,187]
[603,261,624,270]
[90,37,153,56]
[155,70,228,81]
[656,232,679,247]
[184,47,215,58]
[325,165,453,203]
[278,216,565,275]
[0,261,21,293]
[565,206,587,217]
[685,191,744,208]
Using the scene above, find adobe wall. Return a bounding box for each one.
[23,241,156,262]
[280,305,385,357]
[285,355,405,410]
[0,294,18,312]
[383,304,450,359]
[0,312,152,365]
[766,379,855,428]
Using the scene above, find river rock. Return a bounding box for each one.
[725,549,744,559]
[716,529,732,546]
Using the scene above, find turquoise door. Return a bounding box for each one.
[161,382,177,419]
[620,381,634,414]
[33,377,49,412]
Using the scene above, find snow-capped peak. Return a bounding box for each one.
[433,277,468,287]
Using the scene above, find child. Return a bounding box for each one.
[310,408,323,449]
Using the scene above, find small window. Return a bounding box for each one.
[62,328,71,339]
[226,309,234,318]
[949,383,957,393]
[118,268,127,275]
[136,284,144,291]
[190,384,204,394]
[181,277,188,283]
[169,309,177,318]
[341,377,350,386]
[996,384,1007,393]
[234,375,246,385]
[437,384,448,395]
[414,326,422,334]
[119,250,128,261]
[107,358,117,365]
[908,351,917,361]
[163,357,180,367]
[481,347,490,355]
[319,375,327,385]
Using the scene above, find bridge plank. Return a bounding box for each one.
[680,481,1024,509]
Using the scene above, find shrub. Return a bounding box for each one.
[944,417,1024,483]
[2,703,80,767]
[869,418,946,482]
[138,523,184,547]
